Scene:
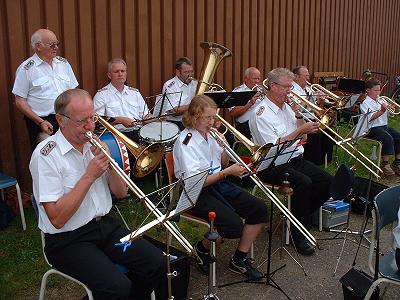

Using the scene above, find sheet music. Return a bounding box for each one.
[153,91,183,117]
[352,109,374,140]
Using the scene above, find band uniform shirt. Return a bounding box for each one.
[162,76,198,122]
[249,97,304,168]
[12,53,78,116]
[173,128,223,179]
[93,83,149,132]
[29,130,112,234]
[291,81,316,121]
[360,95,388,128]
[230,84,263,124]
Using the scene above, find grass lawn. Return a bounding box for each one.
[1,113,399,299]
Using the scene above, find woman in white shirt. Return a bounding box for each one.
[360,79,400,176]
[173,94,268,281]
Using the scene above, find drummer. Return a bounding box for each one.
[94,58,155,143]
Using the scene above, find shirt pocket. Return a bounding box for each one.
[106,100,123,116]
[32,76,52,97]
[273,122,287,136]
[56,73,71,89]
[62,172,80,193]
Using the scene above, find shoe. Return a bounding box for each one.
[193,241,215,274]
[382,163,395,177]
[391,162,400,175]
[292,234,315,256]
[229,257,264,281]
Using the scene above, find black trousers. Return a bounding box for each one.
[45,216,166,300]
[303,131,334,166]
[367,125,400,156]
[25,114,59,150]
[189,181,268,239]
[396,248,400,271]
[258,157,333,229]
[235,121,252,140]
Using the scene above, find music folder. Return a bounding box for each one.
[204,91,257,108]
[120,168,209,243]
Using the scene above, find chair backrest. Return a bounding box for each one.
[164,152,177,184]
[374,185,400,231]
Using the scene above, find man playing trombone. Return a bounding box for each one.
[94,58,154,142]
[360,78,400,176]
[30,88,165,299]
[249,68,333,256]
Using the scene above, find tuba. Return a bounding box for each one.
[97,116,163,178]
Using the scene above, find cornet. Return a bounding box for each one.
[377,95,400,116]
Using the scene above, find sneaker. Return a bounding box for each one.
[193,241,215,274]
[229,257,264,281]
[391,162,400,175]
[382,163,395,177]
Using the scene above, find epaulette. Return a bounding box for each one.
[256,106,265,116]
[56,56,67,63]
[97,87,108,92]
[182,133,192,145]
[24,60,34,70]
[40,141,56,156]
[128,87,139,92]
[167,81,175,88]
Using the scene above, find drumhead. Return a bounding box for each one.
[139,121,180,143]
[99,132,131,175]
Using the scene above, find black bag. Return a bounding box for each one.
[340,268,379,300]
[349,177,388,215]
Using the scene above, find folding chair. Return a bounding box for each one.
[365,185,400,299]
[0,173,26,230]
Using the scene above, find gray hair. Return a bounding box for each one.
[268,68,295,84]
[55,89,92,115]
[107,58,127,73]
[243,67,260,78]
[175,57,192,70]
[31,30,42,50]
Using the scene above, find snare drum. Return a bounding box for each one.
[139,121,180,151]
[100,132,131,176]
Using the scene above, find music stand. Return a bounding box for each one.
[204,91,257,108]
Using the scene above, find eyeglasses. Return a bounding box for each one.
[199,115,218,122]
[61,114,99,126]
[273,82,293,89]
[41,41,60,49]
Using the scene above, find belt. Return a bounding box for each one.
[288,154,303,163]
[94,216,102,222]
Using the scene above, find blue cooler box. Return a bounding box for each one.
[313,200,350,230]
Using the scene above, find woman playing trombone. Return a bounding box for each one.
[173,94,268,281]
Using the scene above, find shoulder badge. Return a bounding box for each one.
[128,86,139,92]
[167,81,175,88]
[256,106,265,116]
[24,60,34,70]
[182,133,192,145]
[56,56,67,63]
[40,141,56,156]
[97,87,108,92]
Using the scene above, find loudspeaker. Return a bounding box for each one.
[340,268,379,300]
[143,235,190,300]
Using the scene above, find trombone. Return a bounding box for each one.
[85,131,194,255]
[285,92,382,178]
[377,95,400,116]
[308,82,346,109]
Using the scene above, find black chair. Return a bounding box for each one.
[365,185,400,299]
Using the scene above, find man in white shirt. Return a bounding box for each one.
[250,68,333,256]
[360,78,400,176]
[230,67,263,138]
[12,28,78,149]
[162,57,198,130]
[94,58,153,142]
[30,88,165,299]
[292,66,333,166]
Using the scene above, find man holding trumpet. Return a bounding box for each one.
[30,89,165,299]
[249,68,333,256]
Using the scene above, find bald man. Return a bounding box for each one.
[230,67,263,139]
[12,28,78,149]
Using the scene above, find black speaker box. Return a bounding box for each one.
[143,235,191,300]
[340,268,379,300]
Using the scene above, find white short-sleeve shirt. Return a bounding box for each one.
[12,53,78,116]
[360,95,388,128]
[93,83,149,132]
[173,128,223,179]
[291,81,316,120]
[162,76,198,122]
[231,84,263,124]
[29,130,112,234]
[249,98,304,167]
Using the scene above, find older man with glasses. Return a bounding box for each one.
[12,28,78,150]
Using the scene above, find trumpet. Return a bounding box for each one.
[377,95,400,116]
[286,93,382,178]
[251,84,268,98]
[85,131,195,255]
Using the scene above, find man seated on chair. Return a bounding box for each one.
[30,88,165,300]
[173,94,268,281]
[249,68,333,256]
[360,78,400,177]
[230,67,263,139]
[93,58,154,143]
